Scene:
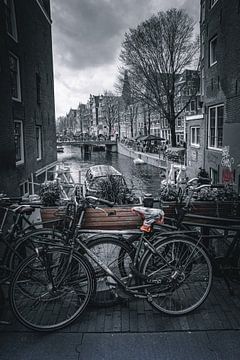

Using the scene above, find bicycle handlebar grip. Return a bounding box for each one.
[85,196,114,207]
[95,198,114,207]
[0,196,23,203]
[194,184,212,191]
[210,184,225,189]
[186,177,199,185]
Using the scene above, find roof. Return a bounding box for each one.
[138,135,165,142]
[87,165,122,178]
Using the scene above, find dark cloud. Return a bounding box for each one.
[52,0,200,116]
[52,0,196,71]
[52,0,151,70]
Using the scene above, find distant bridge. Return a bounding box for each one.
[57,140,117,152]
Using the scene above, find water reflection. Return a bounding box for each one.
[57,145,164,197]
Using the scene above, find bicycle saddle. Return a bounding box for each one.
[132,206,164,232]
[14,205,35,215]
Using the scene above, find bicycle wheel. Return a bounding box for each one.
[10,247,95,331]
[9,228,64,270]
[85,237,135,306]
[140,236,212,315]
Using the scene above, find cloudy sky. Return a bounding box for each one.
[51,0,200,118]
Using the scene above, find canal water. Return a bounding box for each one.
[57,146,165,198]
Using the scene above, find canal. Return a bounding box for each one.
[57,146,165,198]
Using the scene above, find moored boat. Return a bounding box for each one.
[85,165,140,204]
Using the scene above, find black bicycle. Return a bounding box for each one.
[9,195,212,331]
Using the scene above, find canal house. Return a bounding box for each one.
[0,0,57,196]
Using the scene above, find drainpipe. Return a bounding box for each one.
[203,106,207,170]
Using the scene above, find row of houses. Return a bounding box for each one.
[58,68,200,144]
[0,0,57,196]
[186,0,240,188]
[59,0,240,192]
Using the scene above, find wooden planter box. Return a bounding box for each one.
[40,207,66,228]
[160,201,184,219]
[81,207,142,230]
[183,214,240,229]
[160,200,240,219]
[191,201,240,218]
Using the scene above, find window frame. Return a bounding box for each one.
[177,117,182,127]
[208,104,224,150]
[9,52,21,102]
[190,126,200,147]
[14,120,24,165]
[209,35,218,67]
[4,0,18,41]
[36,126,42,161]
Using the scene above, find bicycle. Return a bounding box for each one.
[0,196,65,283]
[9,196,212,331]
[157,182,240,295]
[10,183,212,308]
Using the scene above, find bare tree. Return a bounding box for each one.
[120,8,199,146]
[102,91,120,139]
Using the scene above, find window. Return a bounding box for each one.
[190,101,196,112]
[210,168,219,184]
[177,118,182,127]
[191,127,200,146]
[9,53,21,101]
[208,105,224,149]
[210,0,218,9]
[36,126,42,160]
[209,36,217,66]
[4,0,18,40]
[14,120,24,165]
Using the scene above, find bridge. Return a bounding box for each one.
[57,140,118,152]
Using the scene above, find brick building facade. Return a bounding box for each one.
[200,0,240,189]
[0,0,57,196]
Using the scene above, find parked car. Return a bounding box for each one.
[85,165,139,204]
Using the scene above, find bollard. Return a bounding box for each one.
[143,193,154,208]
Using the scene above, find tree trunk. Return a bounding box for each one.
[143,106,147,136]
[147,105,151,135]
[169,117,176,147]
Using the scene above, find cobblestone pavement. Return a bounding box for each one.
[1,278,240,334]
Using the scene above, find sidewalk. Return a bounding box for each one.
[1,279,240,359]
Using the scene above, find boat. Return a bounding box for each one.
[85,165,139,204]
[133,157,145,165]
[57,146,64,153]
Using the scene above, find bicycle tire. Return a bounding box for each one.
[9,228,64,270]
[9,247,95,331]
[85,237,135,306]
[139,236,212,315]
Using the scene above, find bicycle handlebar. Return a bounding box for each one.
[85,196,114,207]
[0,195,23,203]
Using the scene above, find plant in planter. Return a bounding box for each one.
[158,184,183,218]
[39,180,62,206]
[191,185,240,218]
[159,183,179,202]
